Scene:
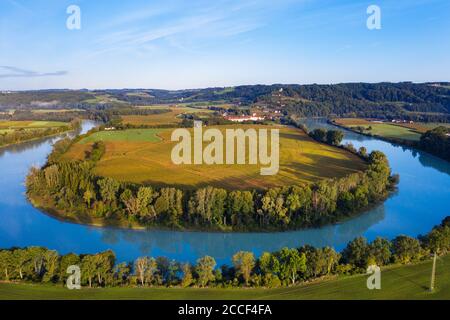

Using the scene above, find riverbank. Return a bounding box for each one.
[329,119,419,147]
[1,254,448,300]
[28,187,393,233]
[0,128,74,149]
[0,120,81,149]
[26,156,395,233]
[328,119,450,164]
[26,121,396,233]
[2,118,449,265]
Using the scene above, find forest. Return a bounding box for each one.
[2,82,450,122]
[257,82,450,121]
[418,126,450,161]
[25,127,396,231]
[0,216,448,288]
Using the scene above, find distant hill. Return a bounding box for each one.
[1,82,450,122]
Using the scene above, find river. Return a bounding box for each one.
[0,119,449,265]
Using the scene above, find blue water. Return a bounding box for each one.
[0,119,449,265]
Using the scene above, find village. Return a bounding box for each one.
[221,108,283,123]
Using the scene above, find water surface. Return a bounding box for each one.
[0,119,449,265]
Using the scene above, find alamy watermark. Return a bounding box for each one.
[367,5,381,30]
[366,264,381,290]
[171,121,280,175]
[66,5,81,30]
[66,265,81,290]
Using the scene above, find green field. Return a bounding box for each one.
[213,87,236,95]
[79,129,165,143]
[0,121,70,138]
[83,93,125,105]
[64,125,366,190]
[333,118,423,141]
[349,123,422,141]
[31,109,85,113]
[135,105,214,112]
[121,106,214,126]
[1,255,448,300]
[0,120,68,130]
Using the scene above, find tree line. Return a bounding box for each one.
[258,83,450,122]
[309,128,344,146]
[0,216,448,288]
[26,135,395,231]
[418,126,450,162]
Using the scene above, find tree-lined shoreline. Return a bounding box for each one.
[25,126,396,232]
[0,216,448,289]
[0,119,81,148]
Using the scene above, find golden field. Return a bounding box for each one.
[64,124,367,190]
[121,106,214,126]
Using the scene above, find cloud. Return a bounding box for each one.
[90,0,292,57]
[0,66,68,78]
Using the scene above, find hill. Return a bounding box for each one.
[2,82,450,122]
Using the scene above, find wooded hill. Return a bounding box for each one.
[2,82,450,122]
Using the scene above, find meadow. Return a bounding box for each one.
[0,255,448,300]
[0,120,76,148]
[121,106,214,126]
[334,118,423,141]
[0,120,69,130]
[64,124,367,190]
[80,128,165,143]
[0,120,69,135]
[31,108,85,113]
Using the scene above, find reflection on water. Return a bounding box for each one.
[0,119,449,265]
[93,204,385,264]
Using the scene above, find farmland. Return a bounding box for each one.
[0,120,75,147]
[80,129,165,143]
[0,120,69,130]
[30,108,85,114]
[64,124,367,190]
[0,120,69,136]
[0,254,448,300]
[121,106,214,126]
[333,118,423,141]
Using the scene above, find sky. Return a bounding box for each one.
[0,0,449,90]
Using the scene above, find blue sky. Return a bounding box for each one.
[0,0,449,90]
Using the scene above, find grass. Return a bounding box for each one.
[31,108,85,113]
[83,94,125,105]
[334,118,450,141]
[351,123,422,141]
[79,129,165,144]
[333,118,373,126]
[334,118,422,141]
[0,255,448,300]
[0,120,70,138]
[0,120,73,148]
[0,120,68,129]
[213,87,235,95]
[64,124,366,190]
[121,106,215,127]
